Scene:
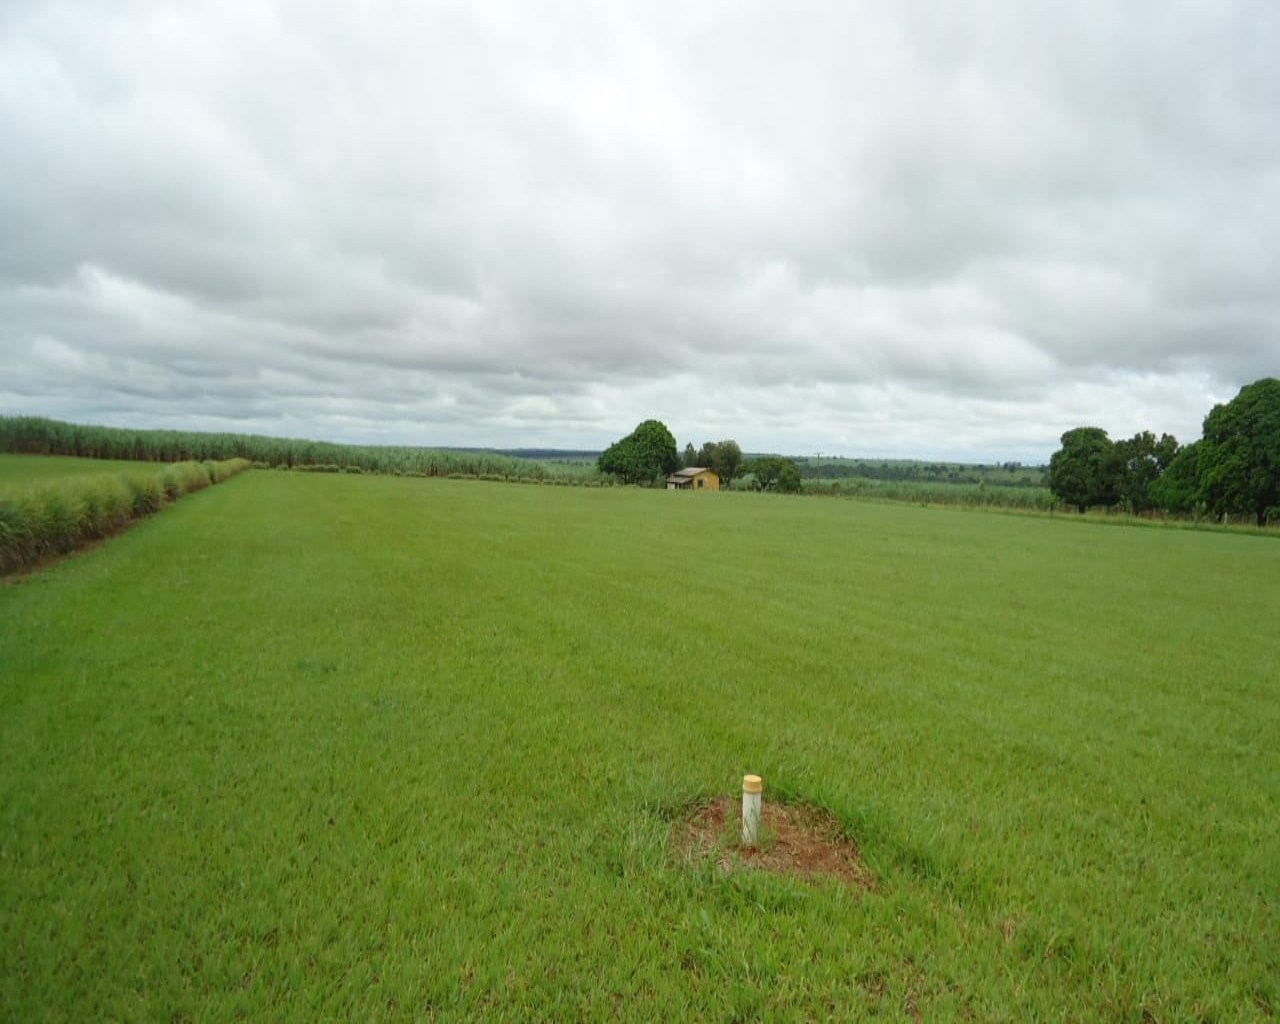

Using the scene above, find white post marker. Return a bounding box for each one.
[742,774,763,847]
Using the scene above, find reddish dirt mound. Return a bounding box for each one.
[676,796,873,887]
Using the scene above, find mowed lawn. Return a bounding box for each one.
[1,470,1277,1021]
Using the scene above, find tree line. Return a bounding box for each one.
[794,458,1044,487]
[597,420,802,491]
[1048,378,1279,525]
[0,416,587,481]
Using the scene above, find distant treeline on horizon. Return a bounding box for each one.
[787,456,1047,487]
[0,416,589,480]
[0,416,1045,482]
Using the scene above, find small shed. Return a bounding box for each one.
[666,467,720,491]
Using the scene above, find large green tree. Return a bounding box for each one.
[1113,430,1179,513]
[1150,441,1202,514]
[776,458,802,493]
[1048,427,1117,512]
[743,456,801,493]
[1196,377,1280,525]
[597,419,680,484]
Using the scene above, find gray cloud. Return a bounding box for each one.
[2,0,1278,460]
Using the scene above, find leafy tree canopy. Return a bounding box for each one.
[1196,377,1280,525]
[1113,430,1179,513]
[597,419,680,484]
[1149,440,1202,514]
[744,456,802,493]
[777,459,802,493]
[695,439,744,487]
[1048,427,1117,512]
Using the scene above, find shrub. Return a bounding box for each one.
[125,475,165,516]
[162,461,211,498]
[0,501,28,573]
[80,476,132,537]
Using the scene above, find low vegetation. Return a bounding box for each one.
[1,468,1276,1020]
[0,455,250,575]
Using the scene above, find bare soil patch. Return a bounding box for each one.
[676,796,873,887]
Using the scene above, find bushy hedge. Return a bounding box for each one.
[0,458,250,575]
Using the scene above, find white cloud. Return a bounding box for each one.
[1,0,1277,460]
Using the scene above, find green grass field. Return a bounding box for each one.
[2,468,1277,1020]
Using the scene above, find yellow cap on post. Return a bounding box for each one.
[742,774,763,794]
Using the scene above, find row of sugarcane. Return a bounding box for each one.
[0,458,251,575]
[0,416,591,480]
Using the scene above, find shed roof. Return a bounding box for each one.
[669,466,712,478]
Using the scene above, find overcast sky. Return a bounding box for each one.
[2,1,1277,461]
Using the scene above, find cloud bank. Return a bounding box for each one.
[2,0,1277,459]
